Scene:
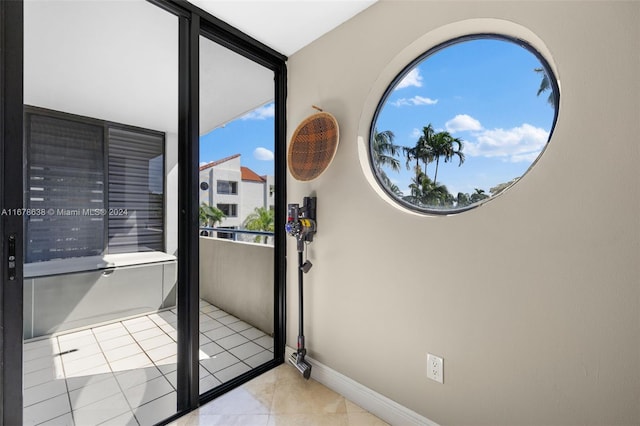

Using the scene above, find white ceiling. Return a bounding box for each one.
[189,0,378,56]
[23,1,377,136]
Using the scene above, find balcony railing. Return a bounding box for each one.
[199,226,274,242]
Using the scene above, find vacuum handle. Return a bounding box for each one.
[298,251,304,339]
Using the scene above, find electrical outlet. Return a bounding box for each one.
[427,353,444,384]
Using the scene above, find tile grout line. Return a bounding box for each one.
[57,334,77,426]
[120,312,177,424]
[87,323,137,426]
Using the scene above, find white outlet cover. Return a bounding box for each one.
[427,353,444,384]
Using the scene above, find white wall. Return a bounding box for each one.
[286,1,640,424]
[241,180,266,222]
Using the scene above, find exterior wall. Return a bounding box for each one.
[241,180,266,221]
[287,1,640,425]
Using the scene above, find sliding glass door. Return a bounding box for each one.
[22,1,180,424]
[1,1,286,424]
[197,34,277,395]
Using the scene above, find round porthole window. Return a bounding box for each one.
[370,34,559,214]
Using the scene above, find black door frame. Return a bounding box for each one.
[0,1,25,425]
[0,1,287,423]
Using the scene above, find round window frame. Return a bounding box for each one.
[368,33,560,215]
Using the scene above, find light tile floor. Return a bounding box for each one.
[170,363,389,426]
[23,300,274,425]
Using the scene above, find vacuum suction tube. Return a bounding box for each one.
[285,197,317,379]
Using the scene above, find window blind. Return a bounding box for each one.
[107,127,164,253]
[26,114,106,262]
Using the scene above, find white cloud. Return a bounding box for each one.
[395,68,423,90]
[241,103,274,120]
[254,147,274,161]
[392,95,438,107]
[445,114,483,133]
[410,128,421,139]
[464,123,549,163]
[412,96,438,105]
[509,152,542,163]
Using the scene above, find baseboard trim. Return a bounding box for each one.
[285,346,438,426]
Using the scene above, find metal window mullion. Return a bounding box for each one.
[273,64,287,361]
[176,11,200,412]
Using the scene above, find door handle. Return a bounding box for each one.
[7,234,16,280]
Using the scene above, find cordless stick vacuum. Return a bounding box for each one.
[285,196,317,379]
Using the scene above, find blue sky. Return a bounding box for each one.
[200,103,275,176]
[375,38,556,197]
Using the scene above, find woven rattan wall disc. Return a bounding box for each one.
[288,111,339,181]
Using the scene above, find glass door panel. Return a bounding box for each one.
[198,35,276,394]
[23,1,179,424]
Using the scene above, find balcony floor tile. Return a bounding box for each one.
[23,300,275,425]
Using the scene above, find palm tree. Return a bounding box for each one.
[534,67,554,106]
[243,207,274,244]
[372,129,403,196]
[199,203,225,228]
[470,188,489,203]
[404,168,452,208]
[456,192,470,207]
[380,172,403,197]
[403,124,435,176]
[422,182,452,207]
[405,166,426,205]
[372,129,400,172]
[429,131,465,185]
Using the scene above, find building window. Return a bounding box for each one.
[217,180,238,195]
[25,107,165,263]
[370,35,559,214]
[216,203,237,217]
